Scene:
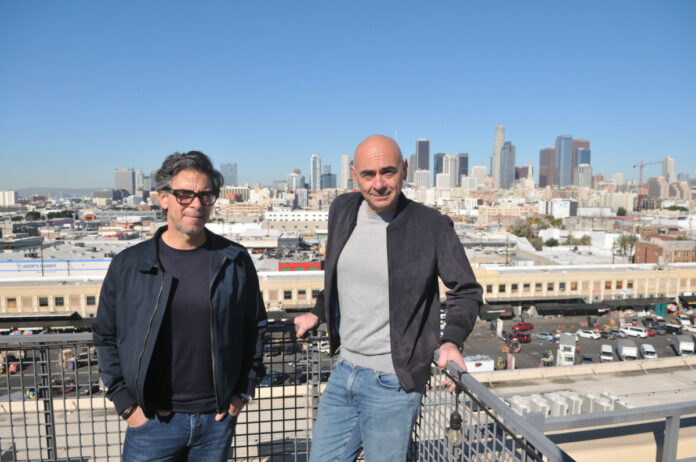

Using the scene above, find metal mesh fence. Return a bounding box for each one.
[0,333,567,461]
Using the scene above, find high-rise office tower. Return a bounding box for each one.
[340,155,351,189]
[433,153,445,185]
[555,136,573,187]
[321,165,336,189]
[574,164,592,188]
[310,154,321,190]
[416,139,430,171]
[134,170,145,192]
[571,139,590,183]
[457,153,469,185]
[414,170,430,188]
[221,162,238,186]
[539,148,555,187]
[470,166,487,184]
[287,170,305,191]
[408,154,416,182]
[663,156,675,183]
[499,141,516,189]
[576,148,591,166]
[491,125,505,189]
[442,155,459,188]
[114,168,135,196]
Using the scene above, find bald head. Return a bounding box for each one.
[351,134,407,214]
[354,135,403,165]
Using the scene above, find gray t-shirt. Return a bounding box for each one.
[337,200,396,374]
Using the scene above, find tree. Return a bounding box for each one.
[529,236,543,251]
[25,211,41,221]
[579,235,592,246]
[544,238,559,247]
[617,207,626,216]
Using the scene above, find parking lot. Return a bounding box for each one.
[459,313,694,369]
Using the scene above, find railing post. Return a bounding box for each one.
[662,415,680,462]
[39,344,57,461]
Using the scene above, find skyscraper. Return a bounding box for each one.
[321,165,336,189]
[414,170,430,188]
[114,168,135,196]
[539,148,555,187]
[416,139,430,171]
[287,170,305,191]
[443,155,459,188]
[491,125,505,189]
[408,154,416,182]
[433,153,445,185]
[340,155,351,189]
[555,136,573,187]
[221,162,238,186]
[457,153,469,184]
[575,164,592,188]
[571,139,590,183]
[499,142,516,189]
[310,154,321,190]
[577,148,591,166]
[663,156,675,183]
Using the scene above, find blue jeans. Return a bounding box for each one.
[122,412,237,462]
[309,358,424,462]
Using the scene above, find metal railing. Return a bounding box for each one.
[411,356,572,462]
[1,333,694,461]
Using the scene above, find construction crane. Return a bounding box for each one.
[632,160,662,210]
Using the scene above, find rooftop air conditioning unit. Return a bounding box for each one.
[508,397,531,416]
[595,398,613,412]
[546,395,569,417]
[528,394,551,417]
[601,390,621,407]
[614,397,635,410]
[582,392,602,413]
[557,392,583,415]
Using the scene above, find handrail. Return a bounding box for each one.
[435,353,573,462]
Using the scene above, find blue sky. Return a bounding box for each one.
[1,1,695,189]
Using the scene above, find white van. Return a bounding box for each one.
[600,344,614,362]
[622,326,648,338]
[640,343,657,359]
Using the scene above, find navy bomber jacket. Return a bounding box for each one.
[311,192,483,391]
[93,226,267,418]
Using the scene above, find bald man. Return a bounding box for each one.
[294,135,482,461]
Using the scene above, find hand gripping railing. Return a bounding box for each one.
[425,352,573,462]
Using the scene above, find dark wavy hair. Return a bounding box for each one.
[155,151,224,195]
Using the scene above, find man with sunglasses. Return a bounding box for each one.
[94,151,267,461]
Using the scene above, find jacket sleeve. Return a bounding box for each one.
[234,254,268,397]
[436,215,483,348]
[92,257,137,415]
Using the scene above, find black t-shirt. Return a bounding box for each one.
[146,237,217,413]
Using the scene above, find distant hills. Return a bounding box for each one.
[16,187,105,199]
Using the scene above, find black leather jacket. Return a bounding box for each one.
[93,226,267,417]
[311,192,482,391]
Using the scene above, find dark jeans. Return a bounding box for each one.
[123,412,237,462]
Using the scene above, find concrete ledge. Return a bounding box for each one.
[471,355,696,384]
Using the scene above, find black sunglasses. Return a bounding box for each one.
[164,188,218,206]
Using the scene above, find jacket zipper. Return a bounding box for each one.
[135,270,165,408]
[209,260,225,413]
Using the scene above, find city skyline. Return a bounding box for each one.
[1,1,695,189]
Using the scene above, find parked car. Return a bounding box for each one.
[260,372,288,387]
[621,326,649,338]
[610,329,627,338]
[600,331,617,340]
[509,332,530,343]
[648,327,666,336]
[642,317,657,328]
[684,324,696,334]
[677,314,692,327]
[285,370,308,385]
[664,323,683,335]
[534,332,556,342]
[640,344,658,359]
[600,344,614,362]
[511,322,534,332]
[576,329,600,340]
[288,354,312,368]
[263,344,282,357]
[581,354,594,364]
